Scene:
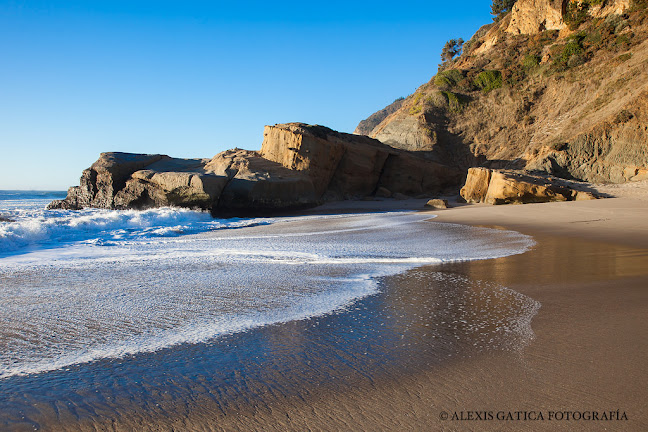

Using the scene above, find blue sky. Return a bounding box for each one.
[1,1,493,190]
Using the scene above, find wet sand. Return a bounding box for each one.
[183,198,648,431]
[3,198,647,431]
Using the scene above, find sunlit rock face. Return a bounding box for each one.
[50,123,462,215]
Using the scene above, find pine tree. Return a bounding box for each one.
[440,38,464,63]
[491,0,517,18]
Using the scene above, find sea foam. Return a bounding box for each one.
[0,207,536,379]
[0,205,268,256]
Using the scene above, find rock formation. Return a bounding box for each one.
[424,198,450,209]
[460,167,598,204]
[356,0,648,185]
[51,1,646,213]
[506,0,567,35]
[50,123,462,215]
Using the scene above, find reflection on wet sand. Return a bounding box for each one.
[0,262,538,430]
[12,218,643,431]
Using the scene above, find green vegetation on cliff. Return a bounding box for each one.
[357,0,648,184]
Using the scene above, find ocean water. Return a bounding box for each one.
[0,190,268,257]
[0,191,540,428]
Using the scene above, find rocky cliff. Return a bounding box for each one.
[354,98,405,136]
[356,0,648,184]
[50,123,462,215]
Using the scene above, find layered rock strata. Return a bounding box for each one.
[50,123,462,215]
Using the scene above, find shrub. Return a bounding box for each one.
[630,0,648,12]
[616,53,633,62]
[434,69,464,89]
[552,34,586,70]
[550,142,567,151]
[615,34,632,50]
[522,54,541,70]
[440,91,468,113]
[529,30,559,49]
[503,65,526,86]
[565,1,590,30]
[409,105,422,115]
[616,110,634,123]
[408,93,425,115]
[424,92,449,109]
[474,70,503,92]
[456,77,477,92]
[585,30,603,47]
[567,54,587,68]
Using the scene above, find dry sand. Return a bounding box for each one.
[190,195,648,431]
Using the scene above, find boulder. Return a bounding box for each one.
[49,153,229,211]
[458,167,492,204]
[375,186,392,198]
[460,167,598,205]
[425,199,450,209]
[260,124,346,196]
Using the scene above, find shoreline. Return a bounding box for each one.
[188,197,648,431]
[430,196,648,249]
[2,196,647,430]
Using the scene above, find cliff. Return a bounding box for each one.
[49,124,462,215]
[354,98,405,136]
[356,0,648,184]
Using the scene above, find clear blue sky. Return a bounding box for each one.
[0,1,492,190]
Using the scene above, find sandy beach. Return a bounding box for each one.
[167,196,647,432]
[3,1,647,430]
[2,195,646,431]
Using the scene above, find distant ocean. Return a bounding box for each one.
[0,190,539,429]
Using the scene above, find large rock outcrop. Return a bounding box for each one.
[506,0,567,35]
[260,123,462,200]
[460,167,598,204]
[506,0,630,36]
[50,123,463,215]
[50,153,227,211]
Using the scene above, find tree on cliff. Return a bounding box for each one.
[440,38,464,63]
[491,0,517,19]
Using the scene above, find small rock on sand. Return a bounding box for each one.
[425,199,449,209]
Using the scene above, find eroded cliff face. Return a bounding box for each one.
[357,0,647,184]
[506,0,568,35]
[50,124,462,215]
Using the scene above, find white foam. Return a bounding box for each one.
[0,210,536,379]
[0,205,270,256]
